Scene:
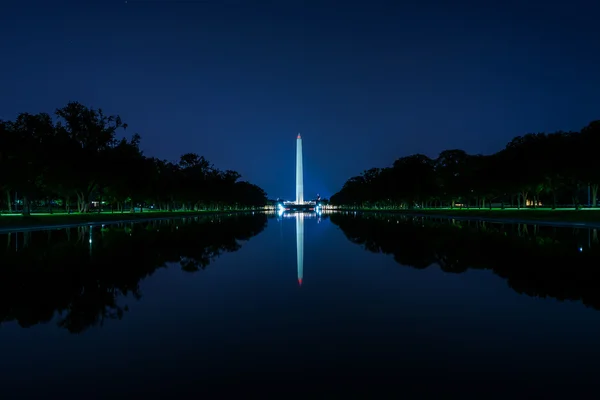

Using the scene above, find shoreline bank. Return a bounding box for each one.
[335,208,600,229]
[0,209,264,233]
[5,208,600,232]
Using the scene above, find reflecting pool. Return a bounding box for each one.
[0,211,599,398]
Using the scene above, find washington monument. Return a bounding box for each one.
[296,133,304,204]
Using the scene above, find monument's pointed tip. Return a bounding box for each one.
[297,133,301,139]
[298,278,302,286]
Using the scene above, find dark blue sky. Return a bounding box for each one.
[1,0,599,199]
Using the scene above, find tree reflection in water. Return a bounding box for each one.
[0,213,267,333]
[331,212,600,310]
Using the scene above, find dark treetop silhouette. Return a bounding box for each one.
[0,213,267,333]
[0,102,267,215]
[330,213,600,310]
[331,120,600,210]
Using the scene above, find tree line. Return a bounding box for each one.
[0,102,267,215]
[331,120,600,209]
[331,213,600,310]
[0,213,267,333]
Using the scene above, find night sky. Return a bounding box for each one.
[1,0,599,200]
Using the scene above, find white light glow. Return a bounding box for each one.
[296,134,304,204]
[296,213,304,286]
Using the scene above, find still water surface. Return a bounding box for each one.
[0,211,599,398]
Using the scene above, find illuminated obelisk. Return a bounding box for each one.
[295,133,304,204]
[296,213,304,286]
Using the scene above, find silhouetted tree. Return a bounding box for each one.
[0,102,267,213]
[0,213,267,333]
[330,213,600,310]
[331,120,600,209]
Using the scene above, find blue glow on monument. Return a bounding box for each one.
[280,133,316,211]
[296,133,304,204]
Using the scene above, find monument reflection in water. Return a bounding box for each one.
[277,209,321,286]
[296,212,303,286]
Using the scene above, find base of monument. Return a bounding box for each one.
[283,203,316,212]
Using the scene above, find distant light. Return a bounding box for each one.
[579,247,583,252]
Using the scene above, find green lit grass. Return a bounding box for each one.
[0,209,261,230]
[5,207,600,230]
[346,207,600,225]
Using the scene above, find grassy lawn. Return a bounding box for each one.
[0,209,259,229]
[352,207,600,224]
[4,207,600,229]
